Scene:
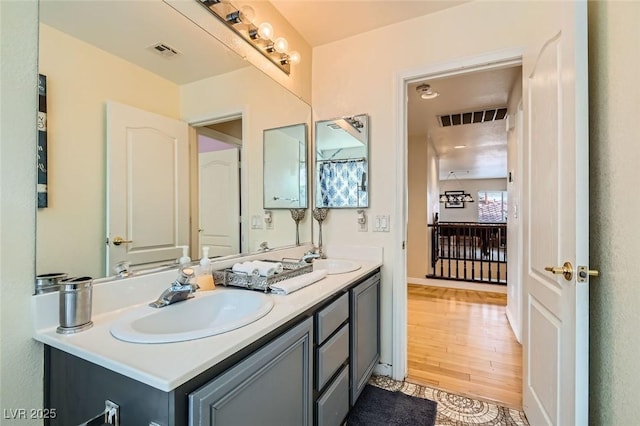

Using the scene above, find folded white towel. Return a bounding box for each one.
[269,269,328,295]
[231,261,259,276]
[252,260,283,277]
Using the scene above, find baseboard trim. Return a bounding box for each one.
[505,306,522,343]
[374,362,392,377]
[408,276,507,294]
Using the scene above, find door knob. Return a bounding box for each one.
[544,261,573,281]
[112,236,133,246]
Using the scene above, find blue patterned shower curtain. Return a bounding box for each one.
[318,159,368,207]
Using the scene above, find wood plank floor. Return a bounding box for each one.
[407,284,523,408]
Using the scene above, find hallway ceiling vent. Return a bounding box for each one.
[438,107,507,127]
[148,43,180,58]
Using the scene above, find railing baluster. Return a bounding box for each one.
[427,222,507,285]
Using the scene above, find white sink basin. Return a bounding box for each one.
[110,289,274,344]
[313,259,361,275]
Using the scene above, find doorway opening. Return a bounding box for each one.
[404,60,524,407]
[191,116,243,260]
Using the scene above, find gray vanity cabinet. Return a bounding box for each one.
[44,268,381,426]
[189,317,313,426]
[314,293,350,426]
[349,271,381,405]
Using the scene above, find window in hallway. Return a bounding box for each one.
[477,191,508,222]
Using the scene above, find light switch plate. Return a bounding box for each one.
[251,215,263,229]
[373,215,390,232]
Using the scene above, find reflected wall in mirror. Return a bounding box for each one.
[36,0,311,281]
[264,124,308,209]
[315,114,369,208]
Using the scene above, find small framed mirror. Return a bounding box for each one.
[263,123,308,209]
[315,114,369,208]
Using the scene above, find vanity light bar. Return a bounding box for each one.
[197,0,293,75]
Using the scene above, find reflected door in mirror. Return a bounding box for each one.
[198,139,241,257]
[107,101,189,274]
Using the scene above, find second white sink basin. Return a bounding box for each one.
[110,289,274,344]
[313,258,361,275]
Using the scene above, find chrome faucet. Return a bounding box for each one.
[149,267,199,308]
[300,250,321,263]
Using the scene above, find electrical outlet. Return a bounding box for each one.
[264,211,274,230]
[357,210,367,232]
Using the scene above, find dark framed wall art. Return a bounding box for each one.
[38,74,48,208]
[444,190,465,209]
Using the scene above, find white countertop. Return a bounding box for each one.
[32,245,382,392]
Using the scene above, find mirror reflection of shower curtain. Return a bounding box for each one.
[318,159,368,207]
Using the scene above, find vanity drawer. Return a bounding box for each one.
[316,323,349,390]
[316,365,349,426]
[315,292,349,345]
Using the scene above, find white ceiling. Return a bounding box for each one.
[408,66,521,180]
[269,0,470,47]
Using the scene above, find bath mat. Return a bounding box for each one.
[369,375,530,426]
[348,384,437,426]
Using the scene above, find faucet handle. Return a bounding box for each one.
[175,267,195,285]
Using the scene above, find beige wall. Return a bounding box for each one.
[407,135,439,279]
[589,1,640,422]
[407,135,429,279]
[0,1,42,422]
[37,24,181,279]
[180,66,312,252]
[438,178,507,222]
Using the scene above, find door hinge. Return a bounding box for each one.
[402,241,406,250]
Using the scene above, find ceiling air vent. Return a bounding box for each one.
[438,107,508,127]
[148,43,180,58]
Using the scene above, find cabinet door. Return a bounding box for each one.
[189,317,313,426]
[350,272,380,405]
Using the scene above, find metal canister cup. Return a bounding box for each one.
[57,276,94,334]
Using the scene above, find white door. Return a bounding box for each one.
[523,2,590,425]
[198,147,240,257]
[106,101,189,274]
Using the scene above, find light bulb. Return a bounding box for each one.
[421,90,439,100]
[257,22,273,40]
[273,37,288,53]
[288,51,301,65]
[239,5,255,23]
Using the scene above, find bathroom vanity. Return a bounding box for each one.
[35,251,381,426]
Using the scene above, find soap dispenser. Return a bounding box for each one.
[177,245,191,266]
[196,246,215,291]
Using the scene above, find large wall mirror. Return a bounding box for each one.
[36,0,312,281]
[263,124,308,209]
[315,114,369,208]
